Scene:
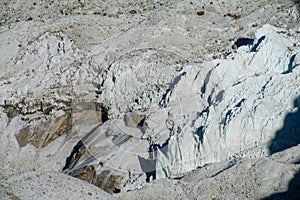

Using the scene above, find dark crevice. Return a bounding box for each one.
[159,88,172,108]
[62,140,84,171]
[282,53,298,74]
[293,159,300,165]
[210,159,237,178]
[258,77,272,97]
[137,117,145,127]
[200,69,213,97]
[113,188,121,193]
[159,72,186,108]
[251,35,266,52]
[213,90,225,106]
[195,126,205,144]
[192,107,209,127]
[207,94,213,106]
[62,123,102,171]
[101,106,109,123]
[197,107,210,117]
[232,38,254,49]
[235,98,246,108]
[95,102,109,123]
[137,116,146,134]
[223,109,233,127]
[222,99,246,132]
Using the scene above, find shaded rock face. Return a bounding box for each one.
[14,106,104,149]
[16,112,72,148]
[61,121,132,194]
[94,170,124,194]
[124,112,145,128]
[65,164,125,194]
[71,165,96,183]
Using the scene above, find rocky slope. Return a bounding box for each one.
[119,144,300,199]
[0,0,300,199]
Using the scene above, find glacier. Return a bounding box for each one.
[62,24,300,186]
[0,0,299,199]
